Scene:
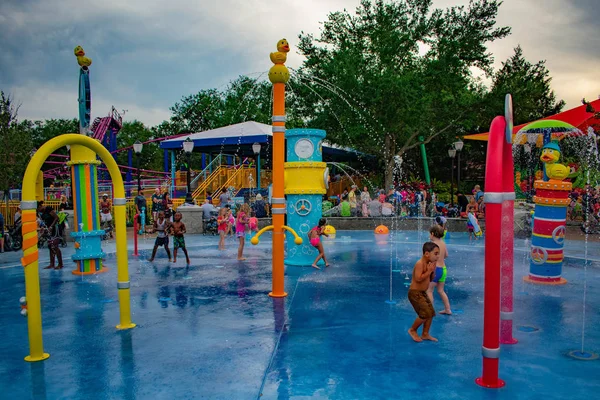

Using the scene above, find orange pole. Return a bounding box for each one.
[270,83,287,297]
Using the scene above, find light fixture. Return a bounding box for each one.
[448,149,456,158]
[453,140,464,152]
[183,138,194,153]
[133,141,143,153]
[252,142,261,155]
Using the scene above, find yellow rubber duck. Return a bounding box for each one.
[540,142,569,181]
[74,46,92,67]
[269,39,290,64]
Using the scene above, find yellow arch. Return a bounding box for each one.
[22,134,135,362]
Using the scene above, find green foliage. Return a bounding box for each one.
[0,91,33,197]
[295,0,510,187]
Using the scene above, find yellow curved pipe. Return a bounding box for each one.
[251,225,274,245]
[282,225,303,245]
[22,134,135,362]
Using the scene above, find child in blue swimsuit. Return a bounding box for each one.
[426,225,452,315]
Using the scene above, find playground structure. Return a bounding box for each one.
[20,134,135,362]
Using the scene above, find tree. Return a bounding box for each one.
[296,0,510,188]
[486,45,565,125]
[0,91,33,210]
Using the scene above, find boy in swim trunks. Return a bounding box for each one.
[308,218,330,269]
[149,211,172,262]
[408,241,439,342]
[170,212,190,265]
[427,225,452,315]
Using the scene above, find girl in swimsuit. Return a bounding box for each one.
[308,218,330,269]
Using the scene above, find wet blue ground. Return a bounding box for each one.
[0,230,599,399]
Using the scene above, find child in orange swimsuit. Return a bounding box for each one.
[308,218,330,269]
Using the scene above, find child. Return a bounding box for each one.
[236,203,250,260]
[149,211,172,262]
[248,210,258,233]
[217,208,228,250]
[467,209,482,240]
[226,205,235,237]
[407,241,439,342]
[308,218,330,269]
[170,212,190,265]
[426,225,452,315]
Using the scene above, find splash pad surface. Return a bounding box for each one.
[0,231,599,399]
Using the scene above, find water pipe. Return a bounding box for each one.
[20,134,136,363]
[418,135,431,185]
[475,115,509,388]
[251,225,302,245]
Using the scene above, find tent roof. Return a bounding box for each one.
[159,121,369,160]
[464,98,600,141]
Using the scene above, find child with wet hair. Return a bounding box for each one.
[308,218,330,269]
[427,225,452,315]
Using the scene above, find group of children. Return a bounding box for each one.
[216,204,258,260]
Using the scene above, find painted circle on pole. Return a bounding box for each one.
[530,246,548,265]
[552,226,566,245]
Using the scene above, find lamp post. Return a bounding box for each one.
[133,141,143,191]
[252,142,261,190]
[183,138,195,204]
[453,139,464,194]
[448,148,456,205]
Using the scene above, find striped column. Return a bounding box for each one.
[525,180,570,285]
[69,145,107,275]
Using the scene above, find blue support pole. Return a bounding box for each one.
[209,153,213,173]
[202,153,206,169]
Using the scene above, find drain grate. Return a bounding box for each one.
[567,351,599,361]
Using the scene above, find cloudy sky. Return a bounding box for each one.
[1,0,598,127]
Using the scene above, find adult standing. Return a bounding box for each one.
[253,194,267,218]
[473,184,484,202]
[219,187,231,207]
[360,186,371,217]
[151,188,163,222]
[348,185,358,216]
[38,201,63,269]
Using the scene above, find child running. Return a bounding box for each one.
[407,241,440,342]
[236,203,250,260]
[170,212,190,265]
[217,208,228,250]
[426,225,452,315]
[149,211,172,262]
[308,218,330,269]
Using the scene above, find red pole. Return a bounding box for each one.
[500,134,517,345]
[133,213,139,256]
[476,116,506,388]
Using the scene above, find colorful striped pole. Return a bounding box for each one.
[525,180,570,284]
[69,145,107,275]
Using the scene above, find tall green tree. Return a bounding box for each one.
[0,91,33,207]
[296,0,510,187]
[485,45,565,125]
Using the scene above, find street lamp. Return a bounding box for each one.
[133,141,143,191]
[453,139,464,193]
[252,142,261,190]
[448,148,456,205]
[183,138,195,204]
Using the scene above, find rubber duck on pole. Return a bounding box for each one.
[252,38,301,297]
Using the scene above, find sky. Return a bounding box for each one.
[0,0,598,128]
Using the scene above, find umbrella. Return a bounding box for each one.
[515,119,583,147]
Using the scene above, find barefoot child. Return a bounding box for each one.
[149,211,172,262]
[217,208,228,250]
[170,212,190,265]
[308,218,330,269]
[427,225,452,315]
[408,242,440,342]
[236,203,250,260]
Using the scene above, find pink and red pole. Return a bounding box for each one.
[476,115,511,388]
